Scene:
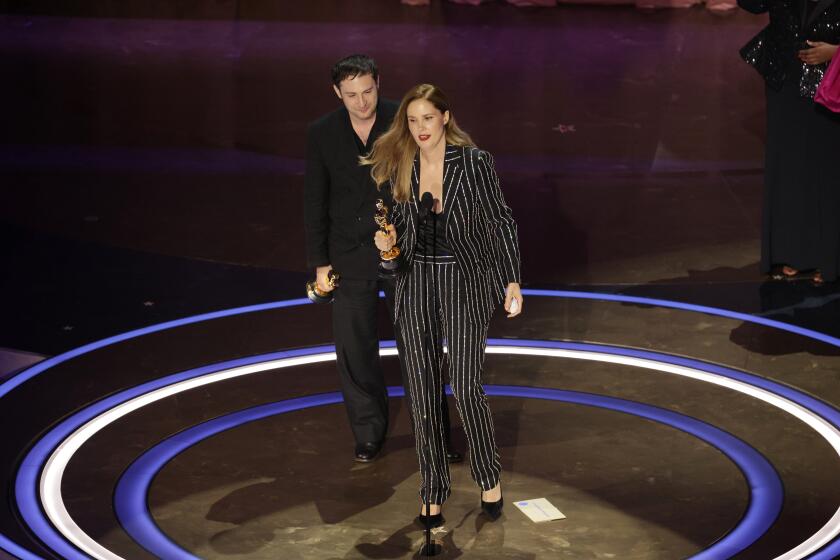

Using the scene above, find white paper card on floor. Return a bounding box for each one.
[514,498,566,523]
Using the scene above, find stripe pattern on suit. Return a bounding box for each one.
[402,254,500,504]
[391,145,522,326]
[389,144,521,504]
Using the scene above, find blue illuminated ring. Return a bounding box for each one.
[114,384,782,560]
[15,346,336,560]
[21,340,838,560]
[4,289,840,559]
[4,289,840,402]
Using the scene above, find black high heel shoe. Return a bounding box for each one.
[480,494,504,521]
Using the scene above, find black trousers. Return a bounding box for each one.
[763,78,840,281]
[332,277,453,447]
[399,255,501,505]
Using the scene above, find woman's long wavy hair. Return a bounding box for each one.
[362,84,474,203]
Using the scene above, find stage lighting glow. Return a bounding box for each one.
[114,384,781,560]
[6,289,840,560]
[35,353,336,560]
[26,342,840,560]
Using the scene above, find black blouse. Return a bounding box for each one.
[415,211,452,256]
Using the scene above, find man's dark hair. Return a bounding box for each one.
[331,54,378,89]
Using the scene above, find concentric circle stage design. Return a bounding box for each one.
[3,291,840,559]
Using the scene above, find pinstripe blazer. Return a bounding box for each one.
[390,144,521,326]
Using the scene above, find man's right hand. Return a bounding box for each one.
[316,265,335,292]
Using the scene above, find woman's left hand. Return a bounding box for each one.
[504,283,523,318]
[799,41,839,65]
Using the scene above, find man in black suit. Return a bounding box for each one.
[304,55,461,463]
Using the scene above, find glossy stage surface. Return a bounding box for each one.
[3,2,840,559]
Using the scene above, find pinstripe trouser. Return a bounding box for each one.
[399,253,501,505]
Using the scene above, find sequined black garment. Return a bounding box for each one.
[741,0,840,281]
[738,0,840,98]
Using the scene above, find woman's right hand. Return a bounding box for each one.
[799,41,839,65]
[374,225,397,252]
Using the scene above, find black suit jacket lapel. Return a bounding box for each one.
[339,108,378,214]
[410,150,421,205]
[368,103,390,146]
[443,145,464,232]
[339,108,361,167]
[411,146,461,219]
[801,0,810,32]
[400,156,420,263]
[804,0,837,31]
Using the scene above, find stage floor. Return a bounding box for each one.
[2,291,840,559]
[3,2,840,559]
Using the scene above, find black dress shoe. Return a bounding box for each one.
[446,449,464,464]
[416,512,445,529]
[354,441,382,463]
[480,495,503,521]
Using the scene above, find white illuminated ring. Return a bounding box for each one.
[35,345,840,560]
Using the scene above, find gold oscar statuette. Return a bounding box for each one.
[374,199,404,278]
[305,269,340,304]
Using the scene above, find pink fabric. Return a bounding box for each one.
[815,57,840,113]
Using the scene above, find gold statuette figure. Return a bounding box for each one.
[374,199,405,279]
[305,269,340,304]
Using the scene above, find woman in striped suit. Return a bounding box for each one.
[365,83,522,527]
